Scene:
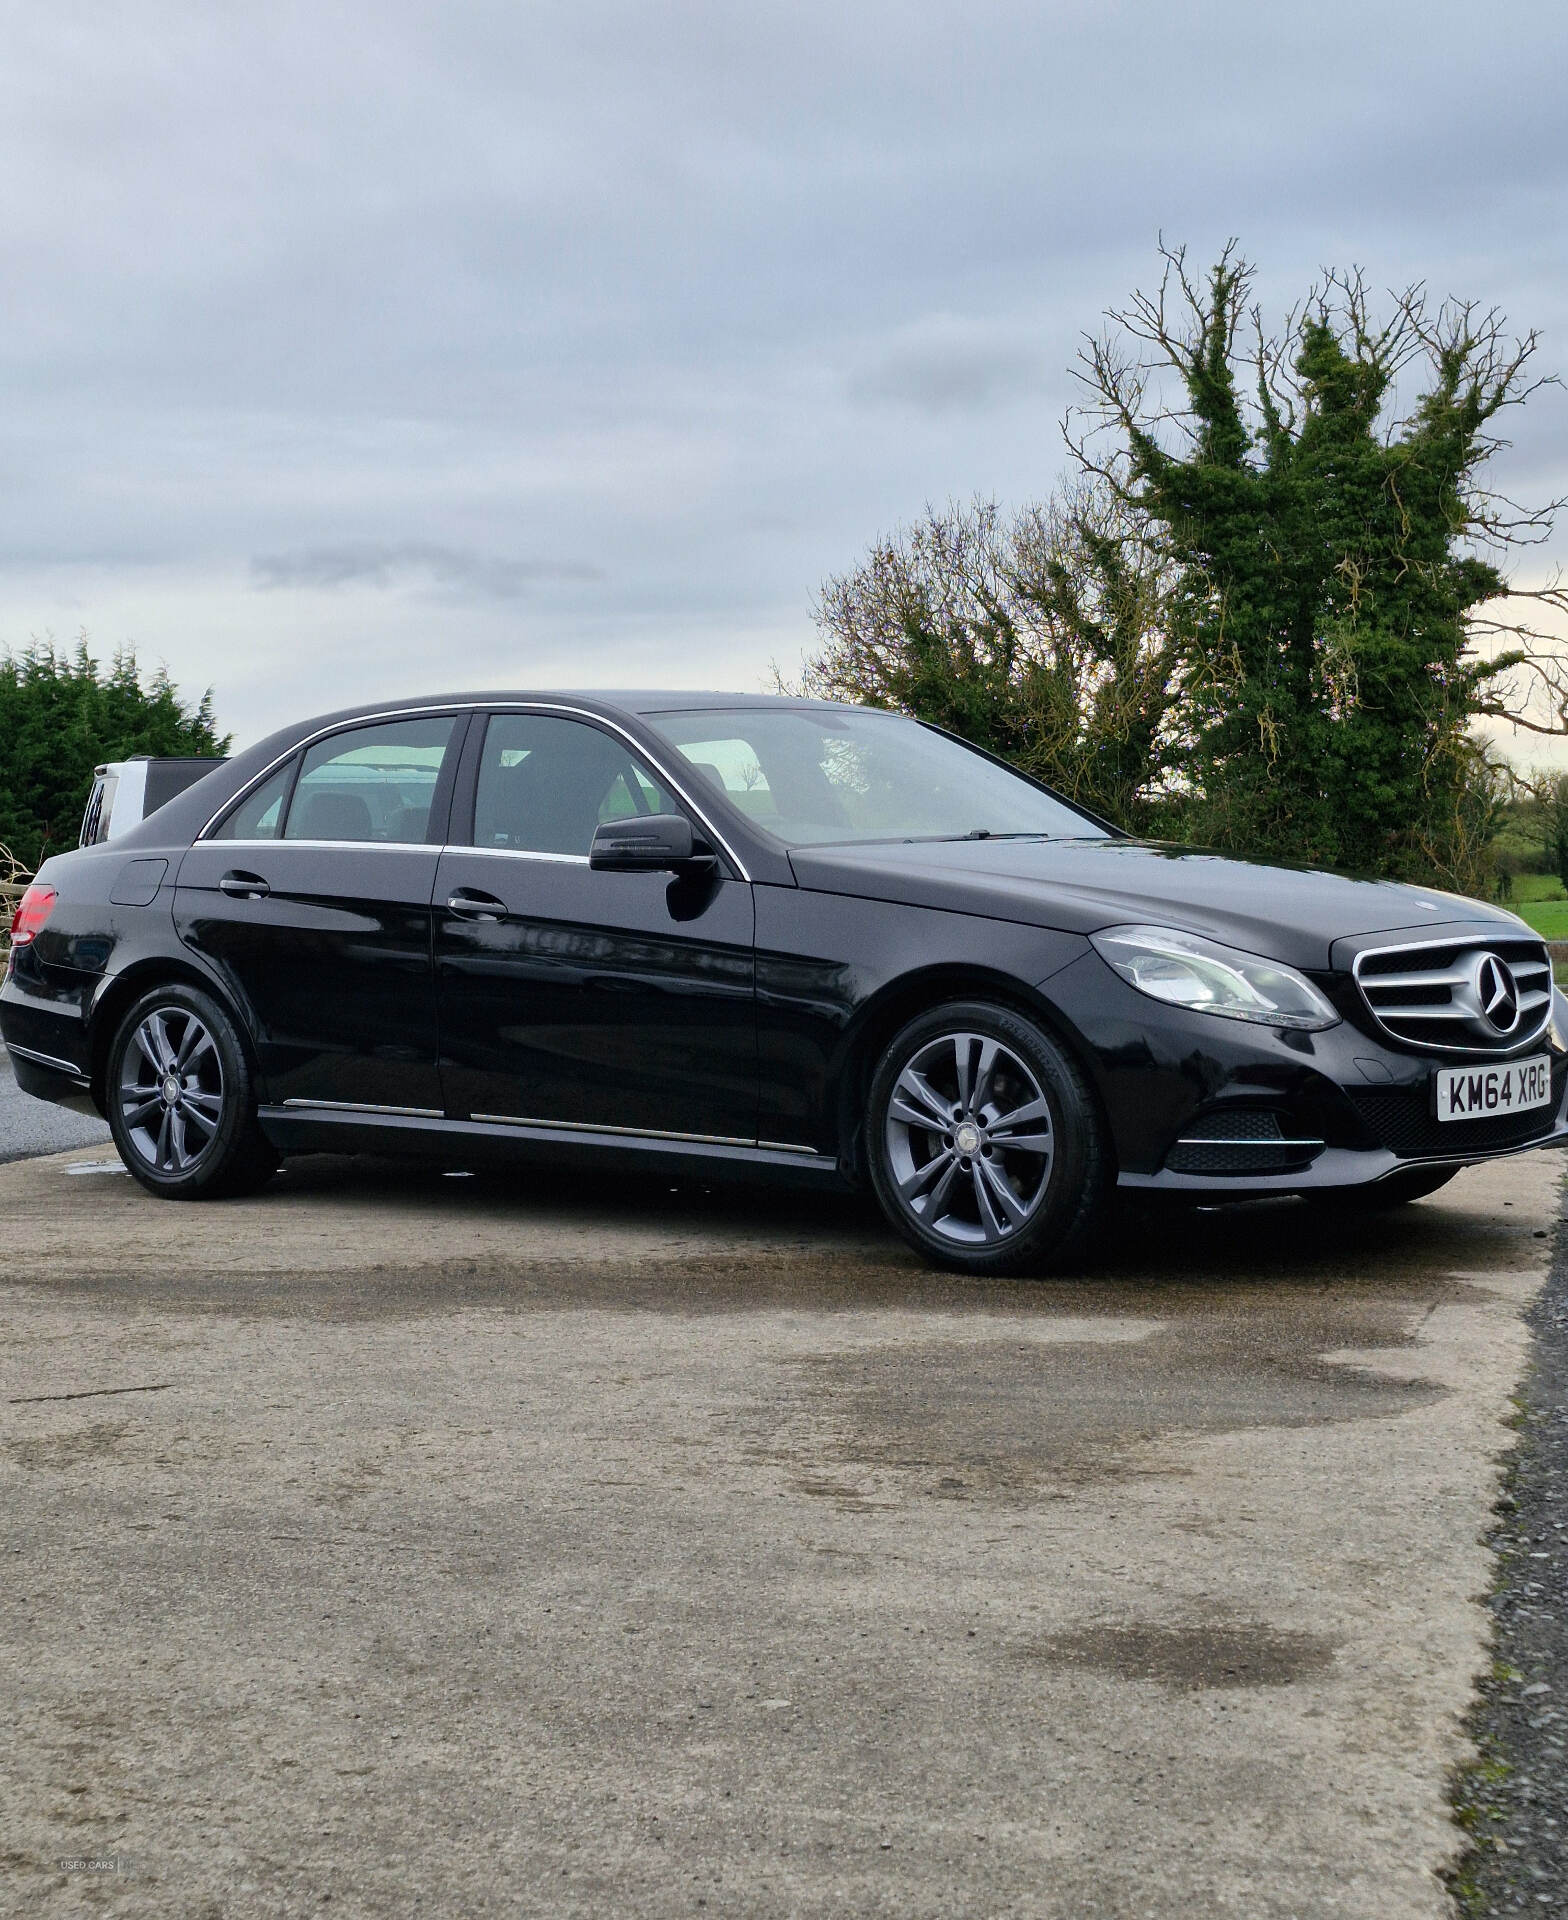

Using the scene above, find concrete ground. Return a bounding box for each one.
[0,1145,1560,1919]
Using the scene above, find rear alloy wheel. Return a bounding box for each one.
[866,1000,1108,1275]
[106,984,277,1200]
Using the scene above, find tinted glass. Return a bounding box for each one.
[285,717,456,844]
[211,760,295,841]
[81,772,117,846]
[648,708,1106,846]
[473,715,677,856]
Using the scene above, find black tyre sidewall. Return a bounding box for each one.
[865,999,1106,1276]
[106,984,273,1200]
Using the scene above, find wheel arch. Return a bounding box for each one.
[88,956,261,1106]
[828,963,1114,1187]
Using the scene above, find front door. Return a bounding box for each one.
[434,711,758,1142]
[174,713,464,1111]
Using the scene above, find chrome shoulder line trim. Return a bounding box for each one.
[200,839,439,855]
[280,1098,445,1119]
[445,847,590,867]
[6,1042,90,1082]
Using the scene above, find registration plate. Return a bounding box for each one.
[1434,1056,1553,1123]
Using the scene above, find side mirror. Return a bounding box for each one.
[589,814,716,874]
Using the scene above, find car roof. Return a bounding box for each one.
[318,690,860,717]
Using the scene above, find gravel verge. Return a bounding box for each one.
[1451,1176,1568,1917]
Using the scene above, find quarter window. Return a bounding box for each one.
[284,718,457,844]
[473,715,678,856]
[211,760,295,841]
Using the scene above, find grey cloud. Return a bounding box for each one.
[1,0,1565,747]
[849,323,1049,414]
[250,543,603,599]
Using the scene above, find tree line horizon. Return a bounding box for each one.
[5,243,1568,891]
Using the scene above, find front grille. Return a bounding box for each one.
[1165,1108,1325,1176]
[1353,936,1552,1053]
[1350,1060,1566,1158]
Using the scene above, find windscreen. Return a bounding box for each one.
[647,707,1107,848]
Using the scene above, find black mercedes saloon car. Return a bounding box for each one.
[5,691,1566,1273]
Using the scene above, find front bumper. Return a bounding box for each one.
[1040,950,1568,1199]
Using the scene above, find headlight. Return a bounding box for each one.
[1089,924,1340,1031]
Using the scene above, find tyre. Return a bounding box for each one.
[105,983,278,1200]
[865,999,1109,1275]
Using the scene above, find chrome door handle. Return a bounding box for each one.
[446,888,507,922]
[219,871,270,899]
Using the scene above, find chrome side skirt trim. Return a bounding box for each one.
[469,1110,751,1146]
[272,1100,825,1157]
[281,1098,445,1119]
[256,1102,838,1178]
[6,1042,90,1082]
[469,1112,821,1155]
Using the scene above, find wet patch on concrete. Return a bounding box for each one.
[747,1293,1457,1499]
[0,1150,1545,1322]
[6,1422,131,1471]
[1020,1621,1339,1690]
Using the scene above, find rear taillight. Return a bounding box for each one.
[9,884,57,947]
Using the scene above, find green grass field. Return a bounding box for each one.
[1502,872,1568,939]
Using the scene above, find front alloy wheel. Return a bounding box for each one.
[866,1000,1108,1275]
[106,983,277,1199]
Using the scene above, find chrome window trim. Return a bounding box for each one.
[198,700,751,882]
[445,846,590,868]
[199,838,440,855]
[1351,934,1554,1057]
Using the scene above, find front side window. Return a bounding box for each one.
[285,717,457,844]
[647,707,1107,847]
[211,760,295,841]
[472,714,678,856]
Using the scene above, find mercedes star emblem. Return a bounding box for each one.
[1475,953,1520,1033]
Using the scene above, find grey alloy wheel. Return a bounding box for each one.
[117,1005,226,1176]
[866,999,1108,1276]
[883,1029,1055,1248]
[106,983,277,1200]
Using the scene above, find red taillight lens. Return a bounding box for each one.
[9,884,57,946]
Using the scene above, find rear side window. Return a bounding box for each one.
[80,772,117,847]
[211,761,295,841]
[285,717,457,844]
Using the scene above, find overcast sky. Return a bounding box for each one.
[3,1,1566,753]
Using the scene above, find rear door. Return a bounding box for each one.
[174,713,465,1111]
[434,710,758,1142]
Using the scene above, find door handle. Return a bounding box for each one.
[219,871,271,899]
[446,888,508,922]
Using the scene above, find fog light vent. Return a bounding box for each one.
[1165,1110,1324,1176]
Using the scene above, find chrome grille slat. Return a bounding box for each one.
[1352,935,1555,1055]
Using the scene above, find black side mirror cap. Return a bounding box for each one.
[589,814,717,875]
